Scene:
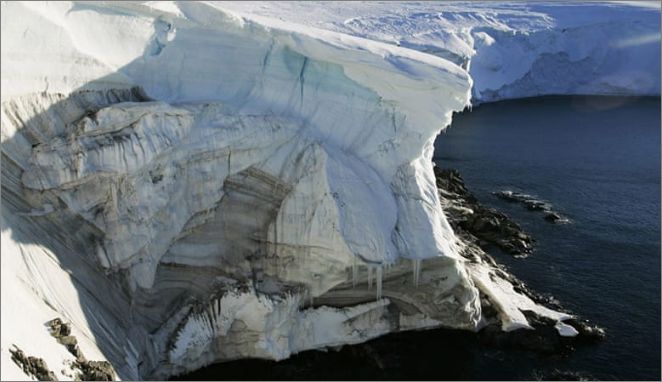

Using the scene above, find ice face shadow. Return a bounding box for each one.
[0,5,220,380]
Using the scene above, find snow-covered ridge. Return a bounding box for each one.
[1,1,658,380]
[216,1,661,102]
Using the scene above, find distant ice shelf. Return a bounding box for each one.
[216,1,661,102]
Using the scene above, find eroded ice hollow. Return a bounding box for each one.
[5,1,654,380]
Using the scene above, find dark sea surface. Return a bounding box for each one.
[433,96,661,380]
[175,96,661,381]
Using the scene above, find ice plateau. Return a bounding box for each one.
[1,1,659,380]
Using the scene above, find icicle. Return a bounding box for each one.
[352,256,358,287]
[376,266,383,300]
[413,259,421,287]
[368,266,373,289]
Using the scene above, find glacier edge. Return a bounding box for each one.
[2,1,655,380]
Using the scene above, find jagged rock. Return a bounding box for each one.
[435,167,534,256]
[9,345,58,381]
[563,319,606,342]
[493,190,569,223]
[477,311,581,355]
[47,318,82,359]
[46,317,113,379]
[75,360,115,382]
[57,336,77,347]
[46,318,71,338]
[544,212,563,222]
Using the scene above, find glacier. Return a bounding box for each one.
[1,1,659,380]
[218,1,661,102]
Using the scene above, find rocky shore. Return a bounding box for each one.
[434,165,604,347]
[434,167,534,257]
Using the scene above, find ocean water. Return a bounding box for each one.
[433,96,661,380]
[176,96,660,380]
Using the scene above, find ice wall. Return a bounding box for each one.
[1,1,477,379]
[3,0,472,283]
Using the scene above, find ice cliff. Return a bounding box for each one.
[1,1,659,380]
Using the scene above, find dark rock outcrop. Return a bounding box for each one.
[76,360,115,381]
[47,318,84,360]
[46,317,115,381]
[9,345,58,381]
[493,190,569,223]
[563,318,606,342]
[434,167,534,257]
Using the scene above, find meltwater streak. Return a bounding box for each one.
[435,95,661,380]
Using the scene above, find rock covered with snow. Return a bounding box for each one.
[1,1,657,380]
